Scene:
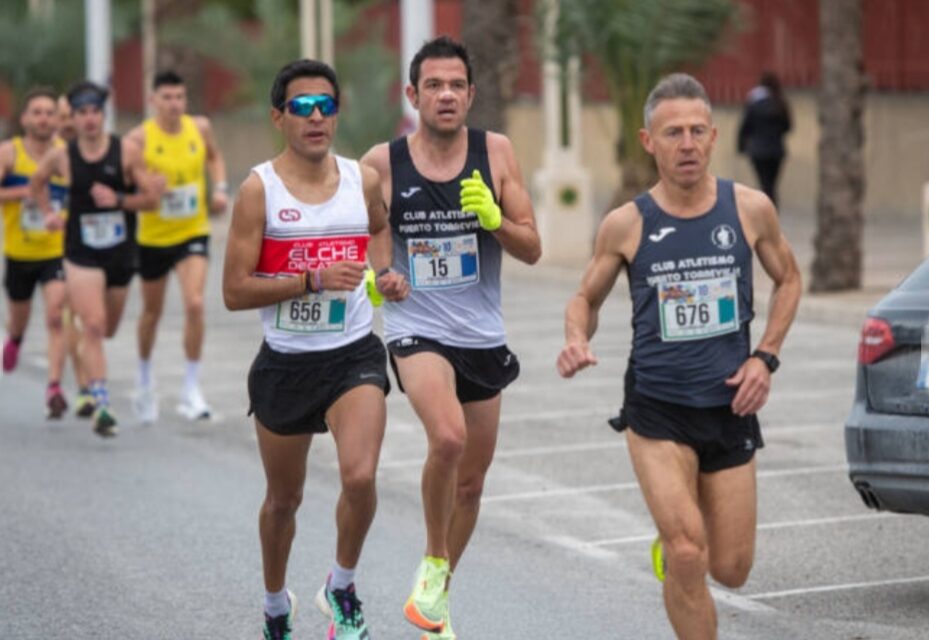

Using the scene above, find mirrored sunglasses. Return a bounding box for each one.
[284,93,339,117]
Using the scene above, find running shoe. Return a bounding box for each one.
[74,391,96,418]
[420,591,455,640]
[46,385,68,419]
[404,557,448,632]
[315,578,371,639]
[92,406,118,438]
[263,590,297,640]
[133,387,159,424]
[651,535,665,582]
[177,386,211,421]
[3,339,19,372]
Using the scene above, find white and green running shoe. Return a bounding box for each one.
[263,590,296,640]
[315,576,370,640]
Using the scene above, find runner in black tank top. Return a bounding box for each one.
[362,37,540,638]
[557,74,801,639]
[30,80,161,437]
[66,133,137,280]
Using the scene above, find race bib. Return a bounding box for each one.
[160,182,199,219]
[275,291,346,334]
[408,234,480,290]
[80,211,127,249]
[658,275,739,341]
[20,199,61,232]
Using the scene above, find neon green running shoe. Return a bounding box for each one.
[404,556,448,632]
[651,535,665,582]
[420,591,455,640]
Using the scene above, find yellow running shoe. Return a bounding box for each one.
[651,535,665,582]
[404,557,448,632]
[420,591,455,640]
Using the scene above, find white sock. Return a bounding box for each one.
[329,561,356,591]
[138,359,152,390]
[184,360,200,394]
[264,587,290,617]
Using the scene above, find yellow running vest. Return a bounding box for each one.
[138,115,209,247]
[1,137,67,261]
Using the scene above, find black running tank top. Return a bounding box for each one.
[66,135,133,255]
[627,179,754,407]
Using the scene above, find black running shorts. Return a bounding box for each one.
[247,332,390,436]
[387,336,520,404]
[3,257,64,301]
[616,366,764,473]
[138,235,209,281]
[65,247,136,288]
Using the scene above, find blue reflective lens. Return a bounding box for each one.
[284,94,339,117]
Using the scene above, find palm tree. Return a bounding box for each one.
[461,0,519,133]
[810,0,865,292]
[547,0,739,204]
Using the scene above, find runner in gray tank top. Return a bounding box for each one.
[362,36,540,639]
[557,73,801,640]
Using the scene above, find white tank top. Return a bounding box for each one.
[253,156,372,353]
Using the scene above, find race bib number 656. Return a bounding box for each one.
[275,292,346,334]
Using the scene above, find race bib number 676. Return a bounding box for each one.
[658,275,740,342]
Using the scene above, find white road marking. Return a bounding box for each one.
[482,464,847,504]
[748,574,929,601]
[587,512,900,547]
[379,439,627,469]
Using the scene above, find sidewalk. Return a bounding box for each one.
[774,209,923,327]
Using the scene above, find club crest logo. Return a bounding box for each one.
[711,224,737,250]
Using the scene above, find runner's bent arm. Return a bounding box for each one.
[0,142,29,203]
[223,173,306,311]
[91,138,162,211]
[362,163,408,301]
[487,133,541,264]
[28,146,67,219]
[726,186,802,415]
[196,116,229,213]
[558,205,638,378]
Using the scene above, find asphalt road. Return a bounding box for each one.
[3,214,929,639]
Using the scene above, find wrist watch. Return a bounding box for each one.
[751,349,780,373]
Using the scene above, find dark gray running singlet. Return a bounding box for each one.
[384,128,505,348]
[627,178,754,407]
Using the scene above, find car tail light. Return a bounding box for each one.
[858,317,895,364]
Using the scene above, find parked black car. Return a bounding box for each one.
[846,258,929,515]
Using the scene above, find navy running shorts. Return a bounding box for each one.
[387,336,520,404]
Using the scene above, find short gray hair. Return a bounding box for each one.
[643,73,712,128]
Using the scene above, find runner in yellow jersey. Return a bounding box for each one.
[0,87,69,417]
[125,71,228,423]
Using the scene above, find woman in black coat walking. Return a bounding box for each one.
[738,71,792,206]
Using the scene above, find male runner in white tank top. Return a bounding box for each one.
[363,37,540,638]
[223,59,407,640]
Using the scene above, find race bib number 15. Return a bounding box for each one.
[408,234,479,290]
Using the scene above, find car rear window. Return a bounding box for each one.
[896,258,929,292]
